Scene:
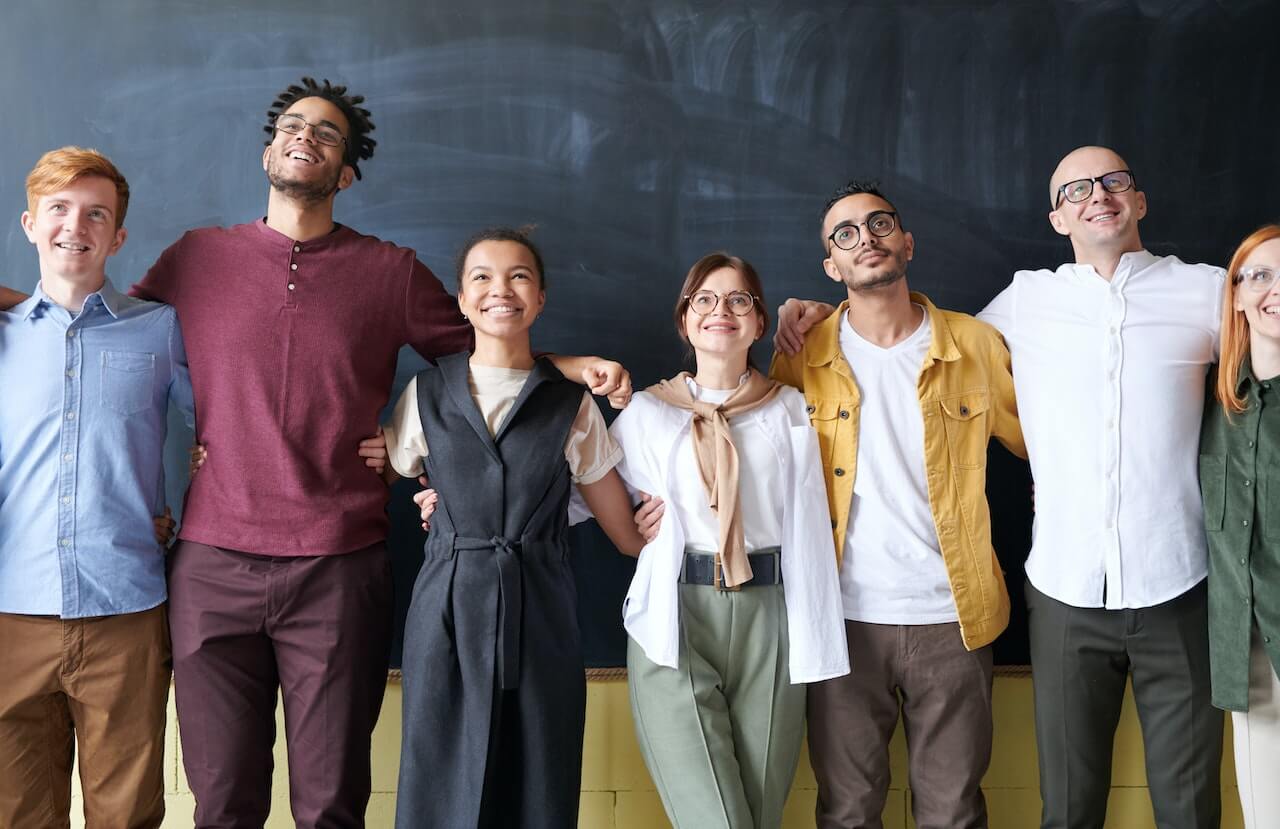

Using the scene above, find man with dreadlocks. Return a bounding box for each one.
[119,77,631,828]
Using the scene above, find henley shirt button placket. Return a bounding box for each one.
[287,249,300,302]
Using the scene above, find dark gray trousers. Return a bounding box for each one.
[1027,579,1223,829]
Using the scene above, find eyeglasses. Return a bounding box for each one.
[1054,170,1136,207]
[684,289,759,316]
[273,114,347,147]
[1234,266,1280,293]
[826,211,898,251]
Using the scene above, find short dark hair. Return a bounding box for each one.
[820,180,903,244]
[264,77,377,180]
[454,226,547,291]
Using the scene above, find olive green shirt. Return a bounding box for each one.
[1200,359,1280,711]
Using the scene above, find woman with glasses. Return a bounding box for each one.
[382,227,648,829]
[1201,224,1280,828]
[606,252,848,828]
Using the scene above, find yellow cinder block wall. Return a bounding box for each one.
[70,673,1243,828]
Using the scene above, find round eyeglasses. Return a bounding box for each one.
[1234,266,1280,294]
[273,114,347,148]
[684,290,758,316]
[1054,170,1135,207]
[827,211,898,251]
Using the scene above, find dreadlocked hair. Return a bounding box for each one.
[264,76,377,180]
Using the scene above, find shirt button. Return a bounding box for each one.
[66,370,74,378]
[61,496,70,505]
[839,410,849,419]
[834,468,845,477]
[65,412,74,420]
[1242,558,1248,566]
[288,283,296,291]
[959,405,970,416]
[290,263,298,271]
[60,538,70,547]
[62,453,73,462]
[1243,520,1250,527]
[66,329,75,338]
[805,405,815,414]
[294,245,301,253]
[1245,480,1252,487]
[1249,440,1256,449]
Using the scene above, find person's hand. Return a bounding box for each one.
[189,443,207,477]
[153,507,176,546]
[633,491,664,543]
[413,477,439,531]
[773,299,836,355]
[582,360,633,409]
[359,427,388,475]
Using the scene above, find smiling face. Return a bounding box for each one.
[21,174,126,288]
[457,239,546,340]
[821,193,914,294]
[1047,146,1146,257]
[682,265,764,361]
[1234,237,1280,347]
[262,96,354,204]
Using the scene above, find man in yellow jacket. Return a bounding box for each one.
[771,181,1024,829]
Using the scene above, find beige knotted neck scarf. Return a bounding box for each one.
[646,369,784,587]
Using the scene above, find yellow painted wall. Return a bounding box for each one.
[70,675,1242,828]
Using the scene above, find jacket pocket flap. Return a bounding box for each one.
[940,392,989,421]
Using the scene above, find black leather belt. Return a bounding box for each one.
[680,548,783,590]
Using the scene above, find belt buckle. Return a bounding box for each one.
[713,553,741,592]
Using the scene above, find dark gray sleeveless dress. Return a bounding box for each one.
[394,352,587,829]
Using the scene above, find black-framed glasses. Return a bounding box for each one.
[274,114,347,147]
[1234,266,1280,293]
[684,289,759,316]
[1054,170,1136,207]
[826,211,898,250]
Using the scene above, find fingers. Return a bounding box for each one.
[773,299,806,354]
[358,426,388,471]
[413,487,439,531]
[606,372,633,410]
[584,363,621,396]
[633,492,665,542]
[152,507,177,545]
[189,443,207,476]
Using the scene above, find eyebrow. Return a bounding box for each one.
[46,198,113,214]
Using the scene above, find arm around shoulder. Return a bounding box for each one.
[0,284,29,311]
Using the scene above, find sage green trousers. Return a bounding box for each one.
[627,582,805,829]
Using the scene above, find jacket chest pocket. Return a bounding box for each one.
[938,391,990,470]
[100,350,156,416]
[804,397,849,466]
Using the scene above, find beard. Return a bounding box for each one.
[839,259,908,294]
[266,152,343,205]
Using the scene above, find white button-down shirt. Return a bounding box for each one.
[979,250,1224,609]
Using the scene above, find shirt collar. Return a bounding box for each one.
[806,290,960,367]
[1236,354,1259,398]
[21,279,123,320]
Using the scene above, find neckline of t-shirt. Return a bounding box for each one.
[841,303,930,356]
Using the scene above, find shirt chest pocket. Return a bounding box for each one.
[100,351,156,416]
[804,397,851,466]
[938,391,990,470]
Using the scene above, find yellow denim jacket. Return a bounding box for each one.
[769,293,1025,650]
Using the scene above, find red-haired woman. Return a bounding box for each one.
[1201,224,1280,828]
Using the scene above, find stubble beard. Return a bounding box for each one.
[266,153,342,206]
[842,262,907,294]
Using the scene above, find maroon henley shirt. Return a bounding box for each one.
[132,219,472,556]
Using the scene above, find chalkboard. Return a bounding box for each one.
[3,0,1278,668]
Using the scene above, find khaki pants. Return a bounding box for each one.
[0,606,170,829]
[807,620,993,829]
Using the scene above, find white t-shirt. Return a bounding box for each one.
[668,376,783,553]
[839,309,958,624]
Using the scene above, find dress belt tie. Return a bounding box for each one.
[455,535,523,690]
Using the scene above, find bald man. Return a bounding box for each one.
[976,147,1225,829]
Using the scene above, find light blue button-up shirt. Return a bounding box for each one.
[0,280,194,617]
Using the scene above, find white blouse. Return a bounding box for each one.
[604,381,849,684]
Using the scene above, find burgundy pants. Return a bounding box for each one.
[168,541,393,829]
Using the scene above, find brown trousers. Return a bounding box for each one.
[807,620,994,829]
[0,606,170,829]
